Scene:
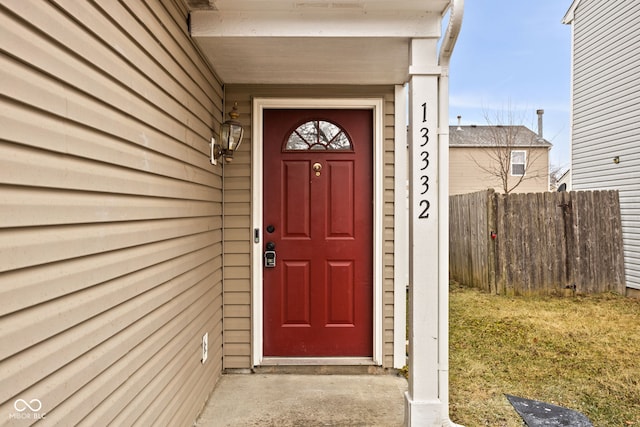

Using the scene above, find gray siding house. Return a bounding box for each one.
[563,0,640,295]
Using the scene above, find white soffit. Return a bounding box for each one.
[189,0,450,84]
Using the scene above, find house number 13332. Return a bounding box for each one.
[418,102,430,219]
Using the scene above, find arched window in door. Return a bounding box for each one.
[285,120,353,151]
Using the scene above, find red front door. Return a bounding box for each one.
[263,109,373,357]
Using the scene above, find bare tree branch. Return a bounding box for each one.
[467,107,548,194]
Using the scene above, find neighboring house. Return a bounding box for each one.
[563,0,640,296]
[0,1,463,426]
[449,112,552,195]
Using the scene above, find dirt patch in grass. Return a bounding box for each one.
[449,282,640,426]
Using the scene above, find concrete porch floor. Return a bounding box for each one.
[195,374,408,427]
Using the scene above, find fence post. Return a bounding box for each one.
[486,189,497,294]
[561,191,576,291]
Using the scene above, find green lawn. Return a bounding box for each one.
[449,282,640,426]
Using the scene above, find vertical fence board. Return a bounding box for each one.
[549,192,565,288]
[610,191,626,288]
[486,190,499,293]
[494,193,504,294]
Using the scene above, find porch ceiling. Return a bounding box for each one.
[187,0,450,85]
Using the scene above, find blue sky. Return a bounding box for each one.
[448,0,572,170]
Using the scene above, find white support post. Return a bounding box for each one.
[404,39,444,426]
[404,2,463,423]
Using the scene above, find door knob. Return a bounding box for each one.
[313,162,322,176]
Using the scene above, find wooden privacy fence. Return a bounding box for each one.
[449,189,626,295]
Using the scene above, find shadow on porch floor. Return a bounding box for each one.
[195,373,408,427]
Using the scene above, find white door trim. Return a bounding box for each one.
[251,97,384,366]
[393,85,408,369]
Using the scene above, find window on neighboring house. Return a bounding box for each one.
[511,150,526,176]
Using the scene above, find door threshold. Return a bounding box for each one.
[260,357,376,366]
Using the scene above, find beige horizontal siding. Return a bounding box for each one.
[1,0,224,426]
[382,93,397,368]
[450,146,550,195]
[223,85,397,368]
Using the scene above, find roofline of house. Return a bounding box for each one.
[562,0,581,24]
[448,125,553,147]
[449,142,552,148]
[438,0,464,66]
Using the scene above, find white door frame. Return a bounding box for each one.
[251,97,384,366]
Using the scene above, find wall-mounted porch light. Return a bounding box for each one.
[210,102,244,164]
